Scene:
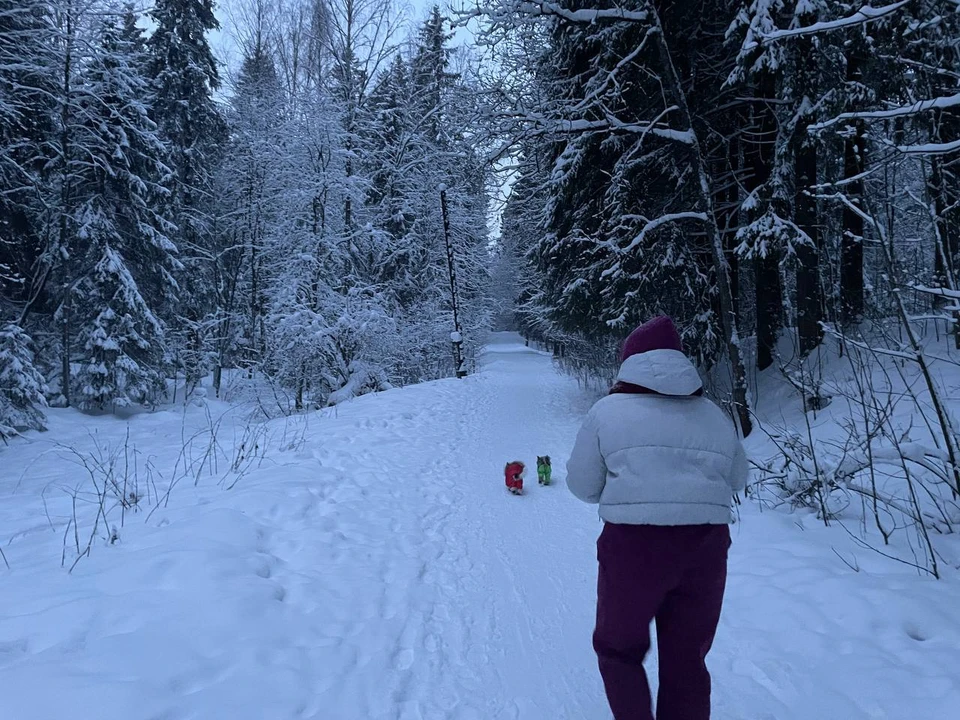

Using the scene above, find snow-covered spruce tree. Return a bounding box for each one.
[361,53,451,383]
[146,0,221,217]
[497,146,552,339]
[10,1,179,407]
[323,0,400,236]
[542,4,721,357]
[362,54,427,308]
[729,0,960,343]
[784,2,960,318]
[726,0,853,360]
[833,14,871,326]
[72,247,166,410]
[723,0,791,369]
[787,0,834,355]
[67,15,177,410]
[92,13,179,311]
[897,1,960,309]
[410,6,458,145]
[0,323,48,439]
[145,0,224,384]
[0,0,57,324]
[804,2,931,328]
[2,1,102,402]
[469,0,752,432]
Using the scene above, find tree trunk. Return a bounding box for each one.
[720,136,741,324]
[344,157,353,229]
[755,252,781,370]
[650,5,752,436]
[795,133,823,355]
[296,367,305,411]
[794,30,824,356]
[840,122,865,324]
[840,50,865,325]
[61,313,71,406]
[213,362,222,398]
[56,2,75,407]
[930,155,959,304]
[925,153,960,350]
[749,74,782,371]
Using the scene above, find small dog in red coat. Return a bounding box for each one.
[505,460,525,495]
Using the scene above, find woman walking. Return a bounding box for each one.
[567,316,747,720]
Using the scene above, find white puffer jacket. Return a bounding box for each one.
[566,349,748,525]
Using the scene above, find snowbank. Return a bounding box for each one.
[1,333,958,719]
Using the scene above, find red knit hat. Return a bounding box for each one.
[619,316,683,362]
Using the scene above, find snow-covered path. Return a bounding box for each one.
[2,333,959,720]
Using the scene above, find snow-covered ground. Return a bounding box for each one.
[2,333,959,719]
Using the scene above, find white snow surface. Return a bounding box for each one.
[2,333,960,719]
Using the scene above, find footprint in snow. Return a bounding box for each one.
[904,622,930,642]
[395,647,416,671]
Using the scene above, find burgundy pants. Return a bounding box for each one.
[593,522,730,720]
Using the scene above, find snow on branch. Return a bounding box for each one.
[812,93,960,131]
[566,116,695,144]
[909,284,960,300]
[821,326,919,361]
[735,211,816,260]
[465,1,650,24]
[749,1,910,47]
[491,111,695,144]
[572,28,657,113]
[896,139,960,156]
[520,1,650,23]
[611,212,708,254]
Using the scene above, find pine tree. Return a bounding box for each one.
[513,4,720,358]
[411,6,455,143]
[0,0,57,320]
[66,15,177,409]
[146,0,221,216]
[471,1,753,431]
[363,55,426,305]
[726,0,792,368]
[91,14,179,310]
[497,148,550,337]
[73,247,165,410]
[145,0,223,383]
[0,323,48,438]
[727,0,841,357]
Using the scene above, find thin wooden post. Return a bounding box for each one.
[440,185,467,378]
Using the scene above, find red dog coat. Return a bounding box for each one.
[505,461,525,493]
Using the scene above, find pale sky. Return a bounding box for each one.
[210,0,462,76]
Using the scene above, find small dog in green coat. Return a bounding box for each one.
[537,456,552,485]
